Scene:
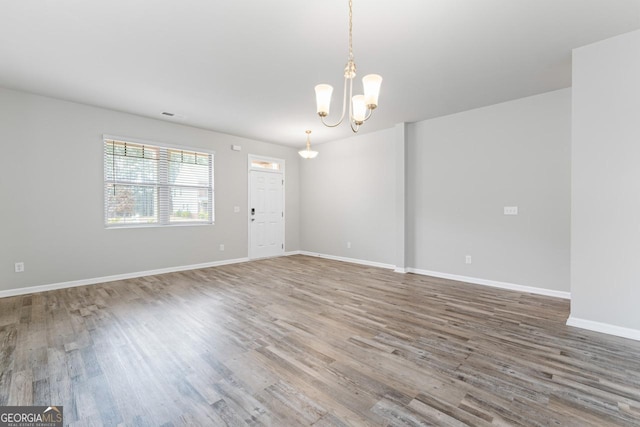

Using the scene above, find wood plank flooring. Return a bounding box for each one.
[1,255,640,426]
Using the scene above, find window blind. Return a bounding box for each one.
[104,138,214,227]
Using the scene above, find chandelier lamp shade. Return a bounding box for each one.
[314,0,382,133]
[298,130,318,159]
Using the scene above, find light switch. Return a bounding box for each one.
[233,206,240,213]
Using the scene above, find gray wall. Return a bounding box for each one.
[300,128,397,265]
[407,88,572,292]
[299,89,571,294]
[571,30,640,331]
[1,85,575,299]
[0,87,300,291]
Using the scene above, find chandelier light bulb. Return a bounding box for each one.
[352,95,367,124]
[315,84,333,117]
[363,74,382,109]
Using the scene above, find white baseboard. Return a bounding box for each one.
[299,251,395,270]
[295,254,569,299]
[566,316,640,341]
[0,257,250,299]
[406,268,571,299]
[250,250,301,261]
[2,252,570,307]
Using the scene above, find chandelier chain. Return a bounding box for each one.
[348,0,353,60]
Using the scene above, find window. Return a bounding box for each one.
[104,137,214,227]
[250,159,281,170]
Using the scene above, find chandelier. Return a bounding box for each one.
[298,130,318,159]
[314,0,382,133]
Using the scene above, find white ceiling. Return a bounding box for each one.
[1,1,639,147]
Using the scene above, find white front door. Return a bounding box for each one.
[249,169,284,259]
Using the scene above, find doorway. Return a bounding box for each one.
[248,155,285,259]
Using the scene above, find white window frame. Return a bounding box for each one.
[103,134,215,228]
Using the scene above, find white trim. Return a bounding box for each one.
[566,316,640,342]
[0,257,249,299]
[294,254,569,302]
[406,268,571,299]
[299,251,395,270]
[284,250,302,256]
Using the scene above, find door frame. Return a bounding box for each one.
[247,155,286,259]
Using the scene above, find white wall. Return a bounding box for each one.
[0,87,300,292]
[570,30,640,336]
[407,89,572,293]
[299,128,397,266]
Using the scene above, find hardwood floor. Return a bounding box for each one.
[1,255,640,426]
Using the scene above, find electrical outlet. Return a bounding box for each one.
[15,262,24,273]
[219,244,225,251]
[347,241,351,249]
[465,255,472,264]
[504,206,518,215]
